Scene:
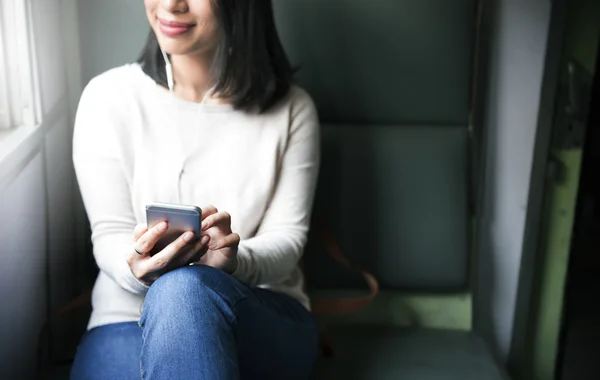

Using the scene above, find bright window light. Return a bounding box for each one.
[0,0,41,130]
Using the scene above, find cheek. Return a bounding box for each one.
[190,4,220,42]
[144,1,158,31]
[190,0,213,13]
[190,0,216,23]
[144,0,157,17]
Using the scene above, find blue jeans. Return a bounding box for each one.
[70,265,319,379]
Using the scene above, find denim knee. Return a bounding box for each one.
[154,265,222,290]
[147,265,222,301]
[141,265,245,326]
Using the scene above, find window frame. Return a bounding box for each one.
[0,0,41,131]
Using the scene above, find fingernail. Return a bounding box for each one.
[201,222,208,231]
[201,236,210,245]
[158,222,168,232]
[183,232,194,242]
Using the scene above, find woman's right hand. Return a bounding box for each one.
[126,221,210,286]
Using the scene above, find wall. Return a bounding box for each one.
[523,0,600,378]
[78,0,149,84]
[0,0,79,378]
[474,0,553,361]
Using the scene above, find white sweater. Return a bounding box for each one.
[73,64,320,329]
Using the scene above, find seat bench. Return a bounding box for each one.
[314,326,508,379]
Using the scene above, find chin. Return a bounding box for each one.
[156,38,192,55]
[157,36,214,57]
[162,45,193,56]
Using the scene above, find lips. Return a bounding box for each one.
[158,19,195,37]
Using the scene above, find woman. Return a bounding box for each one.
[70,0,320,379]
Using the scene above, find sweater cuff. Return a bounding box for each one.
[230,244,253,284]
[118,258,151,294]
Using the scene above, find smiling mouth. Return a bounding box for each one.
[158,19,195,37]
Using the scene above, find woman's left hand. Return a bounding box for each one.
[197,205,240,274]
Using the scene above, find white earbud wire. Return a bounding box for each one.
[160,47,217,202]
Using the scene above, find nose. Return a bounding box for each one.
[160,0,188,13]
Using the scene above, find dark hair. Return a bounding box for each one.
[137,0,294,112]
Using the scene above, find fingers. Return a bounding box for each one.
[201,205,218,221]
[133,224,147,241]
[202,211,231,232]
[179,235,210,265]
[193,233,211,252]
[135,221,168,255]
[209,233,240,250]
[146,232,209,271]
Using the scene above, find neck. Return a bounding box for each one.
[169,52,217,103]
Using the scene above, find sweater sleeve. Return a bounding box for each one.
[72,78,150,295]
[232,90,320,286]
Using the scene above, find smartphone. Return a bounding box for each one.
[145,202,202,255]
